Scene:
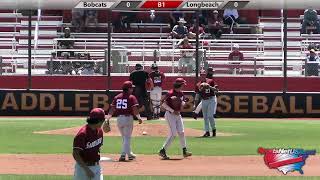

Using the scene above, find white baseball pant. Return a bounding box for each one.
[74,162,103,180]
[117,115,134,157]
[194,101,202,114]
[162,111,187,150]
[150,86,162,115]
[202,96,217,131]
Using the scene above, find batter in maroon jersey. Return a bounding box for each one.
[73,108,110,180]
[106,81,143,162]
[159,78,192,160]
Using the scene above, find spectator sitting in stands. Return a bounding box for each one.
[223,8,239,34]
[208,10,224,39]
[178,37,196,73]
[84,10,98,29]
[306,49,320,76]
[188,19,205,39]
[228,43,244,74]
[71,9,84,33]
[171,17,189,39]
[81,53,95,75]
[58,27,75,58]
[301,9,320,34]
[149,10,163,23]
[119,12,136,32]
[58,27,75,74]
[192,10,208,27]
[169,11,185,29]
[308,43,317,51]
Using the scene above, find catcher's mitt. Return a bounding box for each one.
[199,82,210,91]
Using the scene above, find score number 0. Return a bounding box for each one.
[126,1,131,7]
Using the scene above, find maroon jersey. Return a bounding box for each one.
[164,89,185,111]
[195,78,215,93]
[228,51,244,61]
[73,125,103,163]
[200,79,216,99]
[149,71,165,87]
[111,92,139,116]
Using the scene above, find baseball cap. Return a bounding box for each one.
[233,43,240,49]
[151,63,158,69]
[310,49,316,53]
[87,108,105,124]
[207,67,214,72]
[175,78,187,85]
[122,81,135,89]
[213,10,219,14]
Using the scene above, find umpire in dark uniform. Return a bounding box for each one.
[130,64,152,120]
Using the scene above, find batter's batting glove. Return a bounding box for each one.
[192,112,198,120]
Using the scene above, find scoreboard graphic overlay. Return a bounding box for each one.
[74,0,250,10]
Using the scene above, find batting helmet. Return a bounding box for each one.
[122,81,135,90]
[87,108,105,124]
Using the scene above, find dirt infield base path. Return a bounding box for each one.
[34,123,239,137]
[0,154,319,176]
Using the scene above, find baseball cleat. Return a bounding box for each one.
[159,148,170,160]
[128,153,136,160]
[183,148,192,158]
[212,129,216,137]
[119,155,126,162]
[202,131,210,137]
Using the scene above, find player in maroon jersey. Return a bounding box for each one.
[159,78,192,160]
[73,108,110,180]
[149,63,165,119]
[193,70,219,137]
[105,81,143,162]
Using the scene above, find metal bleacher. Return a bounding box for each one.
[1,10,320,77]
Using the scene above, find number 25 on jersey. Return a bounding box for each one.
[116,99,128,109]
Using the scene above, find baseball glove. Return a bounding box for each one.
[102,120,111,133]
[199,82,210,91]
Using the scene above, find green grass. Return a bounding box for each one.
[0,118,319,156]
[0,175,319,180]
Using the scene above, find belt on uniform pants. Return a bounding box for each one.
[118,114,132,117]
[202,96,215,100]
[85,161,99,166]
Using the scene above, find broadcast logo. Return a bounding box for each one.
[258,147,316,175]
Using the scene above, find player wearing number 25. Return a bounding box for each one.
[105,81,143,162]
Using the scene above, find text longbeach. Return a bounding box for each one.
[182,1,223,9]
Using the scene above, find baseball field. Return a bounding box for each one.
[0,117,319,179]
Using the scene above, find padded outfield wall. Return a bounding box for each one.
[0,90,320,118]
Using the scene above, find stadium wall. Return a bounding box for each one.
[1,76,320,92]
[0,90,320,118]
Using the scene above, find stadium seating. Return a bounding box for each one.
[0,10,319,77]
